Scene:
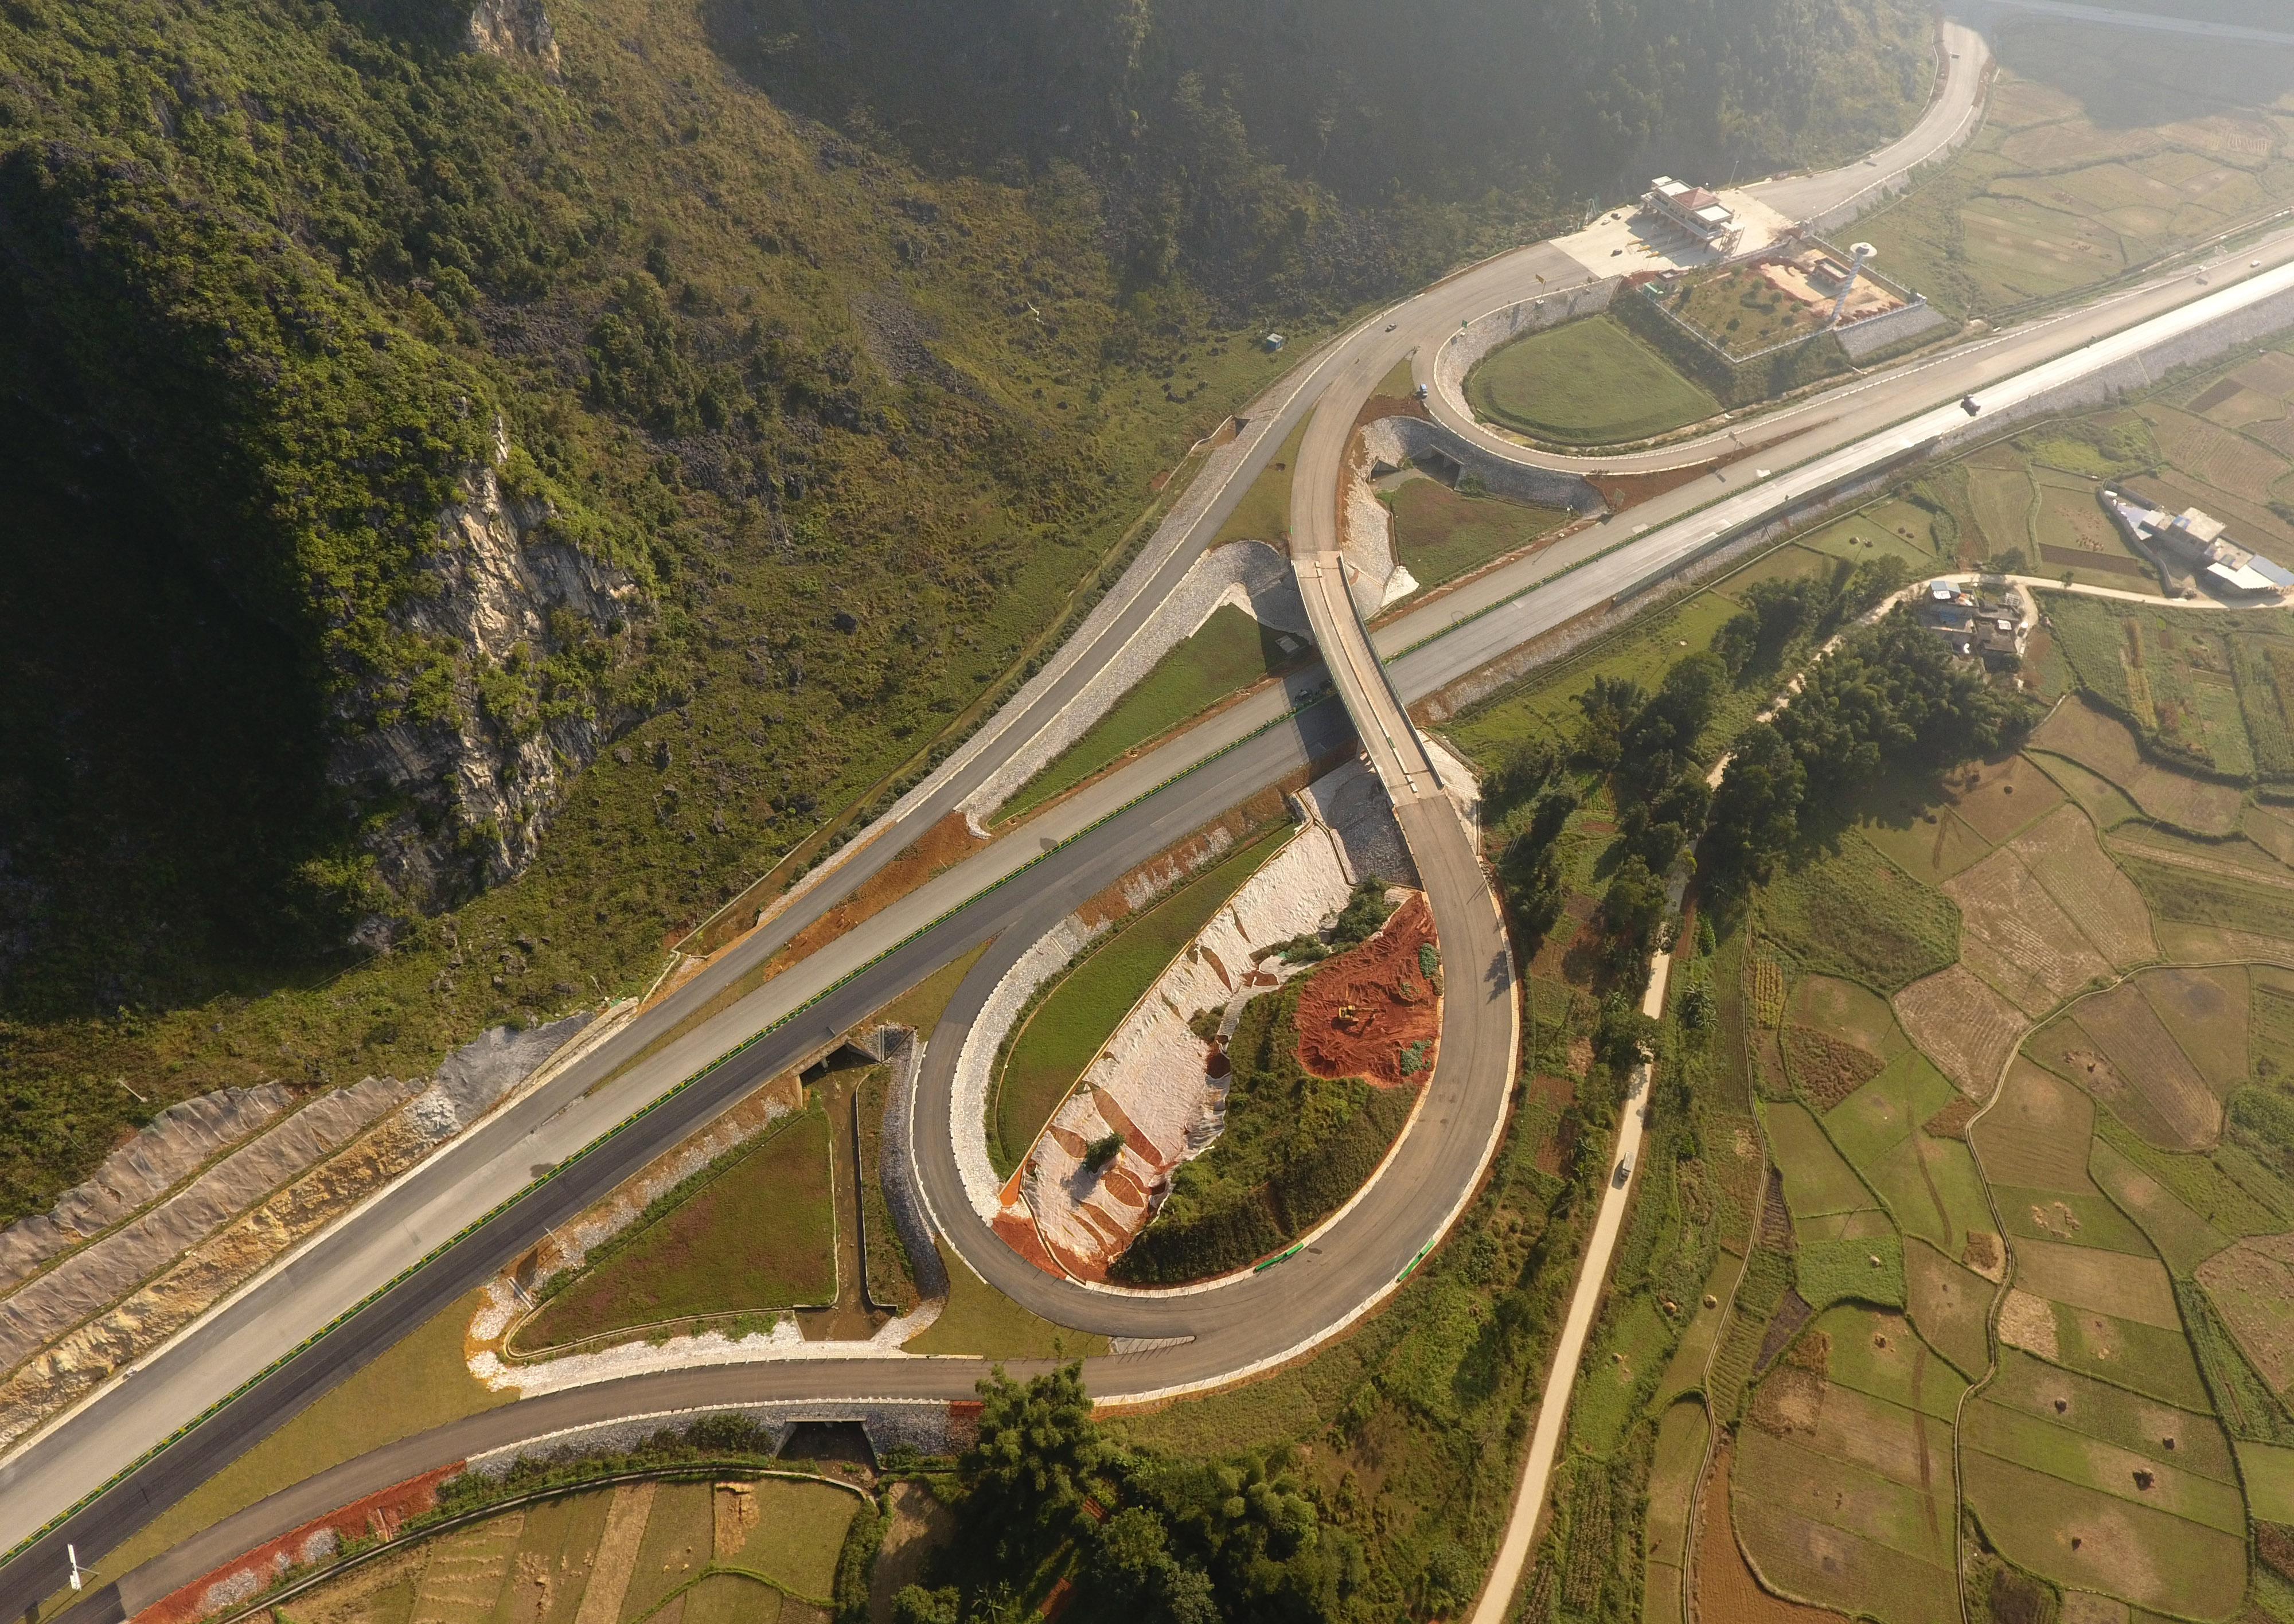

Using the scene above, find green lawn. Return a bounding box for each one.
[517,1108,837,1350]
[1464,314,1719,446]
[903,1240,1110,1358]
[990,826,1292,1173]
[996,605,1304,823]
[1383,478,1571,594]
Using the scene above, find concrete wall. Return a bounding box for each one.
[462,1399,970,1476]
[1937,282,2294,452]
[1363,417,1603,514]
[1837,299,1952,361]
[877,1029,949,1301]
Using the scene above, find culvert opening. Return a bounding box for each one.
[778,1419,876,1468]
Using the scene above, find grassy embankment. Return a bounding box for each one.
[990,825,1292,1175]
[515,1106,838,1353]
[1465,314,1720,446]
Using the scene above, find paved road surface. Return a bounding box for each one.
[24,26,2288,1616]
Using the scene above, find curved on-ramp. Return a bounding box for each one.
[14,19,2236,1620]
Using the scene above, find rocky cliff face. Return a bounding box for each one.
[331,422,637,941]
[466,0,561,76]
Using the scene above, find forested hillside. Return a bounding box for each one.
[0,0,1930,1217]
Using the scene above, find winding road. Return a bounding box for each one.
[20,21,2294,1623]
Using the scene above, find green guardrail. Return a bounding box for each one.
[1252,1244,1305,1275]
[3,677,1348,1579]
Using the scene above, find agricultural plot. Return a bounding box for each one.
[2241,1440,2294,1525]
[1858,19,2294,322]
[2087,1139,2231,1277]
[1962,1449,2246,1618]
[1893,965,2026,1099]
[1762,836,1960,995]
[2008,805,2156,970]
[1965,1399,2246,1532]
[1976,1060,2100,1192]
[1987,1345,2238,1481]
[279,1478,859,1624]
[1905,1241,1996,1378]
[2195,1232,2294,1398]
[2140,405,2294,505]
[1993,1181,2153,1258]
[1764,1101,1879,1219]
[1944,843,2113,1016]
[2137,966,2249,1090]
[2030,751,2143,833]
[2027,994,2221,1152]
[2031,696,2245,836]
[2013,1236,2182,1332]
[1788,975,1911,1061]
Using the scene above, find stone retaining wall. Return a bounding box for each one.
[1431,279,1620,424]
[877,1029,949,1301]
[462,1400,966,1476]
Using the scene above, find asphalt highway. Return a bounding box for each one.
[21,22,2278,1618]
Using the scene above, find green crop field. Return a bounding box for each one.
[1761,835,1960,994]
[990,825,1289,1172]
[998,606,1304,821]
[1464,314,1720,446]
[517,1107,836,1352]
[1764,1099,1881,1218]
[1382,478,1572,594]
[1797,1231,1906,1311]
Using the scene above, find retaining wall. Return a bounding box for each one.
[877,1028,949,1301]
[462,1400,969,1476]
[1363,417,1602,514]
[1431,279,1621,425]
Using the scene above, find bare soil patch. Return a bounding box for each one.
[2007,805,2158,970]
[756,813,986,978]
[1946,846,2112,1017]
[1894,967,2027,1098]
[1294,893,1440,1087]
[1973,1060,2096,1192]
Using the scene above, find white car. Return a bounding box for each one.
[1614,1152,1635,1186]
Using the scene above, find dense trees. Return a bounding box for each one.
[895,1366,1365,1623]
[1705,606,2034,895]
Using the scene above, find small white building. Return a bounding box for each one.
[1645,177,1742,252]
[2102,491,2294,597]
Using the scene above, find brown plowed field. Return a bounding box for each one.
[2009,804,2158,969]
[1947,756,2067,845]
[1698,1447,1851,1624]
[1295,893,1440,1087]
[1894,966,2026,1098]
[1945,846,2111,1016]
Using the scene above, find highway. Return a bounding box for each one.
[23,22,2294,1621]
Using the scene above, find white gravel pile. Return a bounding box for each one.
[1023,827,1353,1277]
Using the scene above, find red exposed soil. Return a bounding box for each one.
[756,812,986,979]
[1294,893,1441,1087]
[135,1465,463,1624]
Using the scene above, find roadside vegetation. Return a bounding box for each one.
[1380,477,1575,597]
[0,0,1938,1231]
[514,1105,837,1353]
[1465,315,1721,446]
[994,608,1306,823]
[990,826,1290,1176]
